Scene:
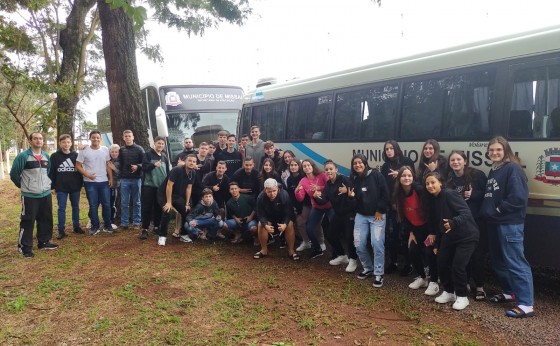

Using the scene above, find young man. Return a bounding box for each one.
[119,130,145,229]
[183,188,224,242]
[140,136,170,239]
[214,130,229,156]
[224,181,257,244]
[49,134,84,239]
[245,126,265,171]
[156,154,197,246]
[76,130,113,235]
[202,160,231,210]
[192,141,213,206]
[215,134,242,178]
[253,178,298,260]
[260,140,283,169]
[172,137,196,166]
[231,157,260,200]
[10,132,57,257]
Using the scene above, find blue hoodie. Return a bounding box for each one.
[480,162,528,225]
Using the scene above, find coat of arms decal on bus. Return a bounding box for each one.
[534,148,560,185]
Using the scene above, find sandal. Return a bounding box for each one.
[475,290,486,301]
[489,293,516,304]
[253,251,268,259]
[172,231,180,238]
[289,253,300,261]
[505,306,535,318]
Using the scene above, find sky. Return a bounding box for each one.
[80,0,560,121]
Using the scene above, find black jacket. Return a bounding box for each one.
[119,143,145,179]
[314,174,355,216]
[351,169,390,216]
[257,189,292,226]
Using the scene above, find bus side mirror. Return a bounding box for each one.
[155,107,169,137]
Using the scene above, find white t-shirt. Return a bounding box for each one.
[77,146,110,182]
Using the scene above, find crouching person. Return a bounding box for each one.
[224,181,258,244]
[254,178,299,261]
[183,188,224,242]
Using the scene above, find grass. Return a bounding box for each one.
[0,180,503,345]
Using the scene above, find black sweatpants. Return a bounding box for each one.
[408,223,438,282]
[437,235,478,297]
[157,194,188,237]
[19,195,53,251]
[326,213,357,259]
[141,186,162,230]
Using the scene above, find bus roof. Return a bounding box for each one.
[245,25,560,103]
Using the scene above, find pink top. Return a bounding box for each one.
[295,172,332,209]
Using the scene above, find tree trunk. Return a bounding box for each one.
[56,0,97,139]
[97,0,149,149]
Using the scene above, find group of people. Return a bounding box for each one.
[10,126,534,319]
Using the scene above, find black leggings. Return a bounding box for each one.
[408,223,438,282]
[326,213,357,259]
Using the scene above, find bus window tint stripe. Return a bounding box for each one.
[292,143,351,176]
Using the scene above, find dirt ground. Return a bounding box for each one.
[0,179,544,345]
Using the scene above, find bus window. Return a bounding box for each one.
[401,78,445,140]
[441,71,494,139]
[334,85,398,140]
[252,102,285,141]
[287,94,332,140]
[510,63,560,138]
[240,107,252,137]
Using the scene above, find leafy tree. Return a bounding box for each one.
[96,0,252,149]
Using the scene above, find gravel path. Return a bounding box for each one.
[382,271,560,346]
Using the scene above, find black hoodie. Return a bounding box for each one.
[49,149,83,192]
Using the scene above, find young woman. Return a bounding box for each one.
[279,150,296,186]
[313,160,359,272]
[286,159,325,252]
[295,159,331,258]
[480,136,534,318]
[447,150,488,300]
[259,158,284,190]
[417,139,448,180]
[425,172,479,311]
[393,166,439,296]
[349,153,390,288]
[381,140,416,275]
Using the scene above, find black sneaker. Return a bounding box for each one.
[38,242,58,250]
[357,270,374,280]
[18,247,34,258]
[399,264,413,277]
[56,230,67,240]
[279,236,286,249]
[267,234,275,245]
[73,226,85,234]
[140,229,148,240]
[102,228,114,234]
[373,275,384,288]
[310,248,324,259]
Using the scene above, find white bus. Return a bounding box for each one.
[239,25,560,268]
[97,84,244,159]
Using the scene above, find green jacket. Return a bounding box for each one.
[10,149,52,198]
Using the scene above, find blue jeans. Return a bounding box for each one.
[120,178,141,226]
[306,208,334,252]
[487,223,534,306]
[185,218,223,238]
[56,190,81,229]
[225,219,258,232]
[84,182,111,230]
[354,213,386,276]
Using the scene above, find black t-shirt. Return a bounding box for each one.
[158,166,196,199]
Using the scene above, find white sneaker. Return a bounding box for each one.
[111,223,118,230]
[345,259,358,273]
[180,235,193,243]
[158,236,166,246]
[452,296,470,310]
[296,241,311,252]
[424,282,440,296]
[86,220,91,229]
[320,243,327,251]
[435,291,457,304]
[408,276,429,289]
[329,255,349,266]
